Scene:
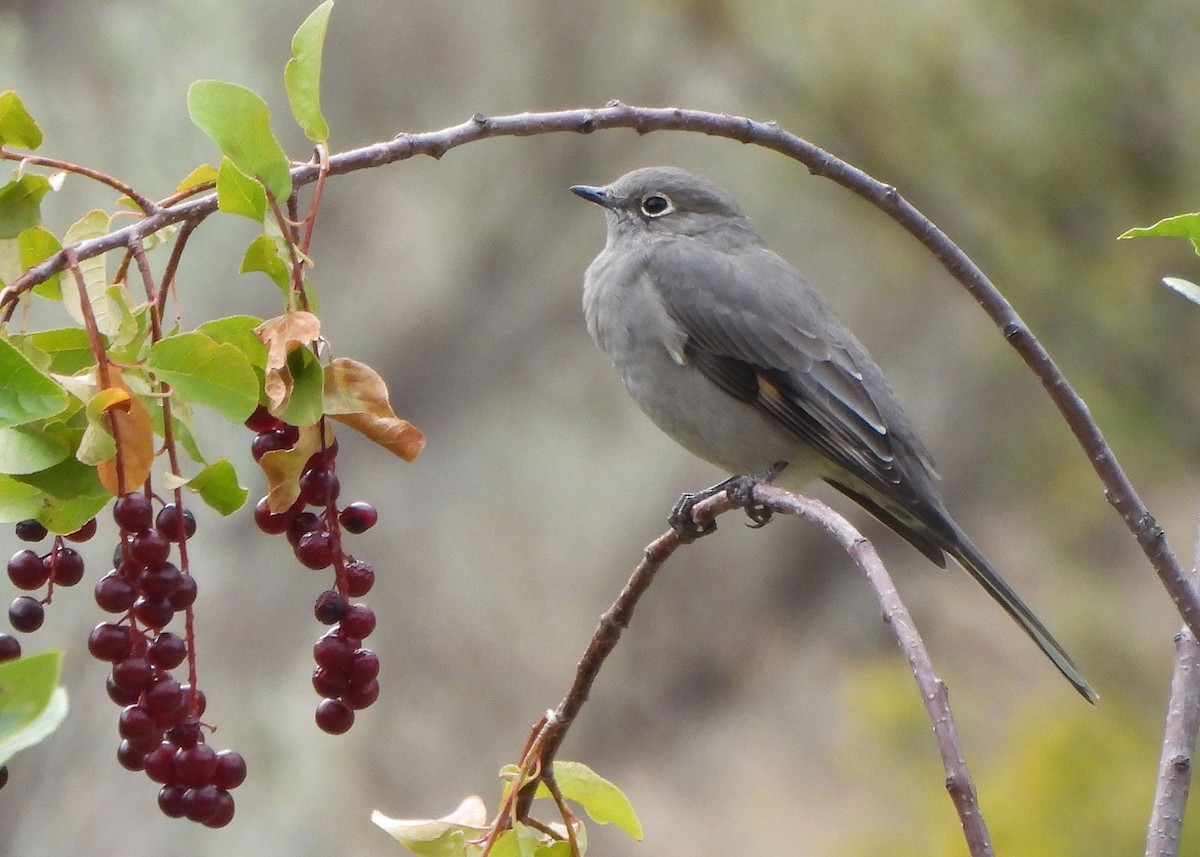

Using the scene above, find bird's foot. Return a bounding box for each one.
[668,461,788,540]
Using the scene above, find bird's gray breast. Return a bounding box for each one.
[582,242,801,475]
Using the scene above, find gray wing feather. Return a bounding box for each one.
[647,237,944,524]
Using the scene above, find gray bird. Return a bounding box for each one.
[571,166,1095,702]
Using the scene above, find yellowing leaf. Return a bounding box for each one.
[323,357,425,462]
[87,368,155,495]
[258,422,331,513]
[371,796,488,856]
[175,163,219,194]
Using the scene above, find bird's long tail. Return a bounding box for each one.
[944,528,1097,703]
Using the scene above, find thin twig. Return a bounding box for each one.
[0,148,159,215]
[1,105,1188,646]
[1145,505,1200,857]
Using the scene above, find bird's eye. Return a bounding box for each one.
[640,193,674,218]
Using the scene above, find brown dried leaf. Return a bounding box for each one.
[323,357,425,462]
[254,311,321,412]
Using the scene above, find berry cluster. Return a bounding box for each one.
[7,517,93,632]
[246,407,380,735]
[86,493,243,827]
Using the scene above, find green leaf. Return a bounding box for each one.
[60,210,128,339]
[148,331,259,423]
[544,761,643,840]
[216,157,268,222]
[240,233,290,291]
[196,314,268,369]
[12,455,111,533]
[0,91,43,150]
[0,336,69,427]
[0,474,44,522]
[18,226,62,299]
[0,174,51,239]
[1163,277,1200,307]
[285,0,333,143]
[0,651,68,768]
[0,425,70,474]
[167,458,247,515]
[1120,212,1200,241]
[187,80,292,202]
[18,328,93,374]
[278,344,324,426]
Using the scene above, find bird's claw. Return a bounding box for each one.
[668,461,787,539]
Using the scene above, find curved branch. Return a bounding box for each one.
[513,486,994,857]
[3,103,1190,641]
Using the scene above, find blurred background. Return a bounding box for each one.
[2,0,1200,854]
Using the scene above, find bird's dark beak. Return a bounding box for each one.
[569,184,616,208]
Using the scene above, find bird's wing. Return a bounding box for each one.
[649,238,949,560]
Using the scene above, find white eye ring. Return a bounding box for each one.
[640,193,674,218]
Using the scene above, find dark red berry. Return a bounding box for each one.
[313,590,347,625]
[89,623,133,662]
[48,546,84,586]
[7,550,48,590]
[339,604,376,639]
[182,784,222,823]
[299,468,340,507]
[339,502,378,534]
[202,789,236,828]
[253,496,293,535]
[348,648,381,685]
[342,678,380,710]
[144,742,178,784]
[117,738,148,771]
[113,492,154,532]
[129,531,171,567]
[64,517,97,543]
[286,511,322,547]
[312,667,349,698]
[143,677,185,726]
[106,675,141,706]
[179,685,208,719]
[119,704,159,741]
[313,632,358,671]
[148,632,187,669]
[0,633,20,662]
[139,562,182,600]
[168,574,198,610]
[158,784,187,817]
[155,504,196,543]
[94,571,137,613]
[343,558,375,597]
[250,426,299,461]
[315,698,354,735]
[174,742,218,786]
[244,405,282,434]
[111,655,153,695]
[8,596,44,633]
[295,530,334,569]
[133,596,174,629]
[212,750,247,790]
[14,519,47,543]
